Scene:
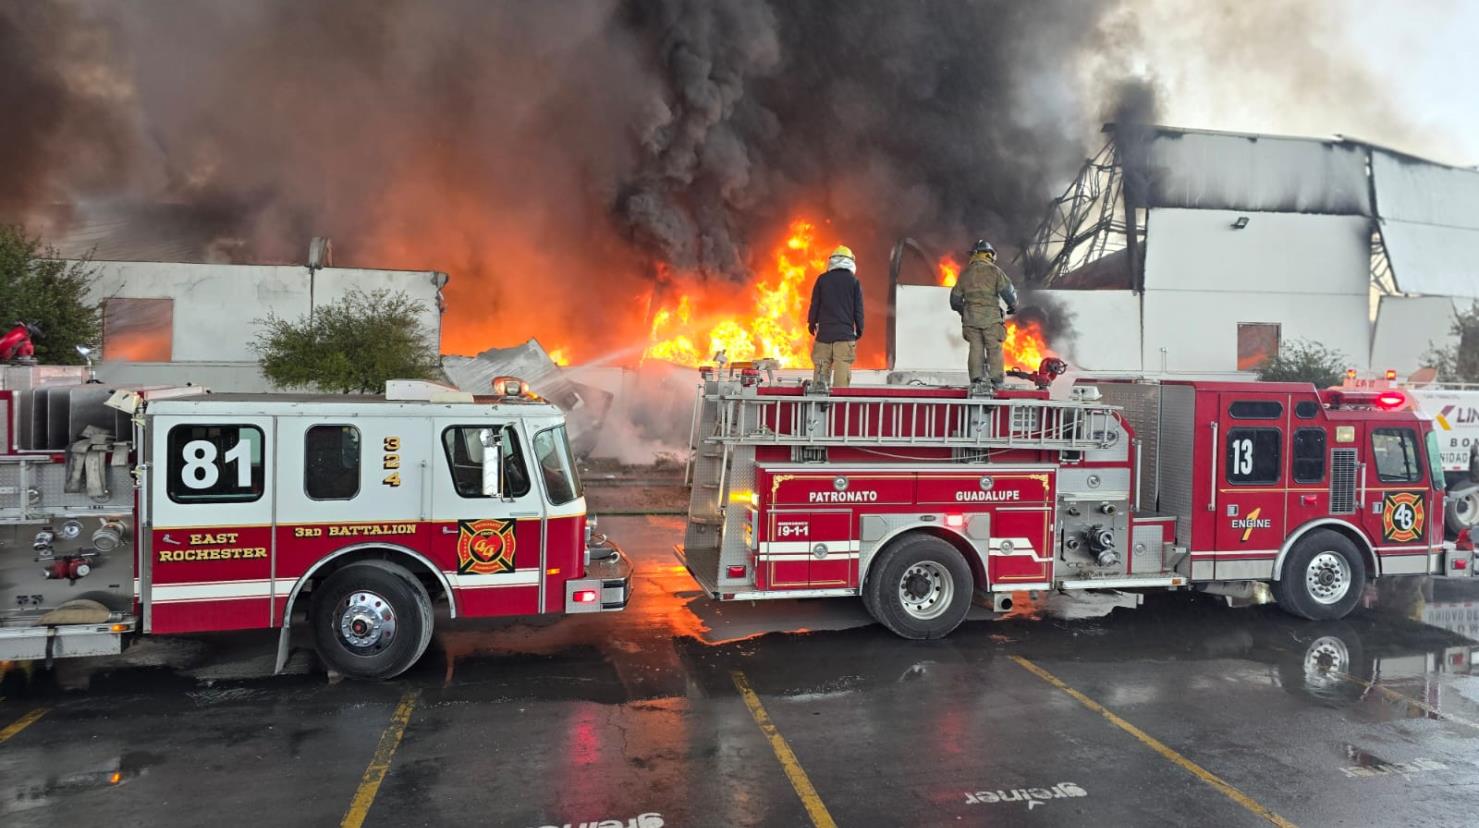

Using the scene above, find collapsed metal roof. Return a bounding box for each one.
[1029,123,1479,298]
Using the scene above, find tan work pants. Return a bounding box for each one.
[964,323,1004,385]
[812,339,856,388]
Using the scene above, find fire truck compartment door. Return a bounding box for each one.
[1214,393,1289,576]
[429,418,546,616]
[147,415,276,633]
[271,416,433,620]
[274,416,429,526]
[764,510,857,589]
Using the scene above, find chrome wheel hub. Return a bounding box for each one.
[1306,552,1351,605]
[898,561,953,620]
[337,591,397,652]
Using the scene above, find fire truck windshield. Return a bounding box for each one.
[533,425,582,505]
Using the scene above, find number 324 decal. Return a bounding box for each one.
[383,436,402,487]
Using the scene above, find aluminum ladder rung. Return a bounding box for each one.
[702,393,1117,451]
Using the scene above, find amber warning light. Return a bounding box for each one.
[491,376,529,397]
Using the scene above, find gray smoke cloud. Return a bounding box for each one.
[2,0,1146,356]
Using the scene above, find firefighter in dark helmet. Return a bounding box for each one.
[949,239,1018,395]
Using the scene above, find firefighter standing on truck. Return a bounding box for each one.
[950,239,1018,395]
[807,245,864,389]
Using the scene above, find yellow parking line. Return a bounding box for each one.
[731,671,838,828]
[1010,656,1295,828]
[0,707,48,744]
[1336,670,1479,731]
[341,690,420,828]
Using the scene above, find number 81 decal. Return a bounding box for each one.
[1382,491,1425,543]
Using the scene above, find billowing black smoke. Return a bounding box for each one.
[615,1,1122,279]
[0,0,1142,355]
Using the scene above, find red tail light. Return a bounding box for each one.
[573,589,598,604]
[726,565,747,578]
[1374,390,1406,410]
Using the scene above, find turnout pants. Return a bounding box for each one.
[964,323,1004,385]
[812,339,856,388]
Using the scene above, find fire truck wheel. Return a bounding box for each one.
[310,562,434,680]
[1445,485,1479,536]
[1273,530,1367,621]
[864,535,973,639]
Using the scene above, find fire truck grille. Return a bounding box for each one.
[1330,448,1358,514]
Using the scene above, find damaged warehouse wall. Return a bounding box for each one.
[1139,208,1372,373]
[913,124,1479,378]
[81,260,445,392]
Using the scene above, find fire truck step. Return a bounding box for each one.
[673,544,722,597]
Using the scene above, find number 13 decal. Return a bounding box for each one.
[1232,438,1254,476]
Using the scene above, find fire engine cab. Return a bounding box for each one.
[0,378,630,679]
[677,375,1472,638]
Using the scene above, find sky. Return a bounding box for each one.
[1116,0,1479,167]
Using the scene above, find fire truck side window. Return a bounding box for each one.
[441,425,530,498]
[533,426,583,506]
[1371,428,1423,484]
[1292,428,1326,483]
[305,425,360,500]
[1225,428,1281,485]
[1229,400,1283,419]
[166,425,265,503]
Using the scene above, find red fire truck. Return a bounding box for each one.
[676,375,1473,638]
[0,378,630,678]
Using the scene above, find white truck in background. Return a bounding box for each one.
[1398,385,1479,534]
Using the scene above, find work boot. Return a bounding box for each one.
[806,379,830,396]
[969,380,994,398]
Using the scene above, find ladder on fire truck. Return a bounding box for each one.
[680,384,1121,590]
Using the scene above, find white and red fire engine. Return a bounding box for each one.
[0,377,629,679]
[677,368,1473,638]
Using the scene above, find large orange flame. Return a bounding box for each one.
[938,255,960,288]
[645,219,834,368]
[937,254,1055,372]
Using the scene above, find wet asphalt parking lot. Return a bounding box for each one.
[4,514,1479,827]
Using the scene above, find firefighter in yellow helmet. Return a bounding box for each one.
[949,239,1018,395]
[807,245,864,389]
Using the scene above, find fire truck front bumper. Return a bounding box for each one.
[566,540,633,613]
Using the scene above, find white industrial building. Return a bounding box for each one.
[82,258,447,391]
[892,125,1479,377]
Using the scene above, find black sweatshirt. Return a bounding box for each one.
[807,268,864,343]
